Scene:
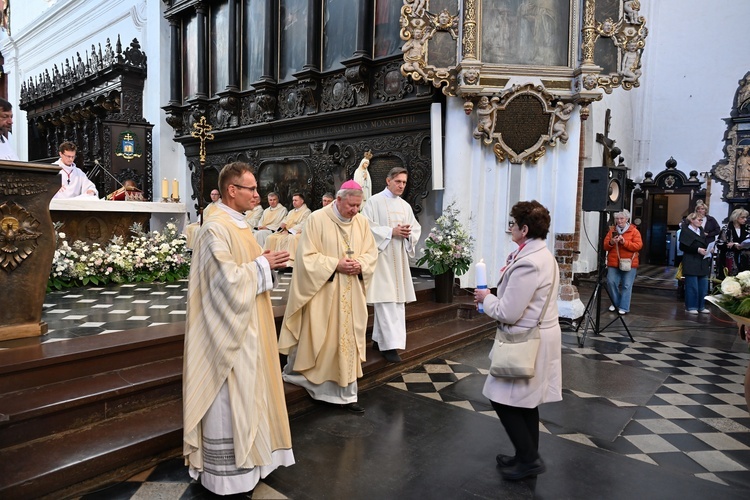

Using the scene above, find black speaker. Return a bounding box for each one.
[582,166,627,212]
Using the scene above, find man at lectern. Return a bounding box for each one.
[0,98,19,160]
[53,141,99,199]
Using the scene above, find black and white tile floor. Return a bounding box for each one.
[4,275,748,497]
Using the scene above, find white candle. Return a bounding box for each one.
[476,259,487,313]
[161,178,168,199]
[476,259,487,288]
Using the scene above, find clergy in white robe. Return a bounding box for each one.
[245,204,264,227]
[278,182,378,413]
[184,162,294,495]
[361,168,421,362]
[253,192,288,246]
[264,193,312,263]
[52,142,98,199]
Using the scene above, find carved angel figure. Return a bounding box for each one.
[406,0,428,17]
[620,41,642,83]
[473,96,500,143]
[402,27,430,81]
[550,103,575,145]
[737,146,750,190]
[623,0,641,24]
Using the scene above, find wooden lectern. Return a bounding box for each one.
[0,160,60,341]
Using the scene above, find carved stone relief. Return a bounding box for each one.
[711,72,750,202]
[0,202,43,272]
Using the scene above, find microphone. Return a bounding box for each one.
[93,159,124,189]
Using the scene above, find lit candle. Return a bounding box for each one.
[172,178,179,199]
[161,178,168,200]
[476,259,487,314]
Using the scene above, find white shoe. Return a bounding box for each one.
[608,305,616,312]
[687,310,699,314]
[699,309,710,314]
[618,309,627,315]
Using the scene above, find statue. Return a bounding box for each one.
[401,25,430,81]
[472,96,500,143]
[550,103,575,145]
[737,146,750,190]
[623,0,642,24]
[620,40,642,84]
[353,150,373,202]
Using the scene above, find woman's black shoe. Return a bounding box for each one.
[500,458,546,480]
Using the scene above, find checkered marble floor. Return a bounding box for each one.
[0,270,437,350]
[387,330,750,488]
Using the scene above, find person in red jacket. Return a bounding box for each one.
[603,209,643,315]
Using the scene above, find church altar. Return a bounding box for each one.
[49,199,187,245]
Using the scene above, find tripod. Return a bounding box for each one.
[576,211,635,348]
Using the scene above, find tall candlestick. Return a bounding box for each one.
[172,178,179,199]
[476,259,487,314]
[161,178,168,200]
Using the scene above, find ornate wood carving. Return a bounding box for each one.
[19,36,153,200]
[711,71,750,209]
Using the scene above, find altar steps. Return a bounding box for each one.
[0,287,495,499]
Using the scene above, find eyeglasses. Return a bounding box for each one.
[508,221,516,228]
[232,184,257,193]
[61,153,76,160]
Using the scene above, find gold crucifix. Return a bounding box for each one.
[191,116,214,164]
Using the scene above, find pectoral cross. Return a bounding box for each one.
[346,249,354,258]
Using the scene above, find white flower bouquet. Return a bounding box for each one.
[416,202,474,276]
[48,221,190,291]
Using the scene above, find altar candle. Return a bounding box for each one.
[476,259,487,313]
[161,178,168,200]
[172,178,179,199]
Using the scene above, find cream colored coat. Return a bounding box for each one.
[481,238,563,408]
[183,211,292,470]
[278,205,378,386]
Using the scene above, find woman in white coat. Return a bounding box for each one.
[474,200,562,481]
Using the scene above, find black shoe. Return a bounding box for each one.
[341,402,365,414]
[372,341,379,351]
[500,458,546,481]
[496,454,517,467]
[381,349,402,363]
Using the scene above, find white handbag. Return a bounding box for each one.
[489,267,557,379]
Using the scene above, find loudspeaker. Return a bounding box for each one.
[582,166,627,212]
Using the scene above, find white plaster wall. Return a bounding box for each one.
[635,0,750,220]
[442,90,582,288]
[2,0,184,204]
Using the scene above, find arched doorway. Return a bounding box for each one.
[632,158,705,265]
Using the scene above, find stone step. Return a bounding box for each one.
[0,357,182,449]
[0,399,182,500]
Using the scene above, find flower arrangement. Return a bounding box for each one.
[48,221,191,291]
[707,272,750,351]
[417,202,475,276]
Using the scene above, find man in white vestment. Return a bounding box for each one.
[245,192,264,228]
[0,98,19,160]
[52,142,99,199]
[184,162,295,495]
[362,167,421,363]
[264,192,312,265]
[279,181,378,413]
[253,192,288,246]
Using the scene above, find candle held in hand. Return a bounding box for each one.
[476,259,487,313]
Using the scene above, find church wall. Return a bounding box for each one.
[3,0,184,201]
[634,0,750,221]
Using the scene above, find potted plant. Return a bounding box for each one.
[416,202,474,303]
